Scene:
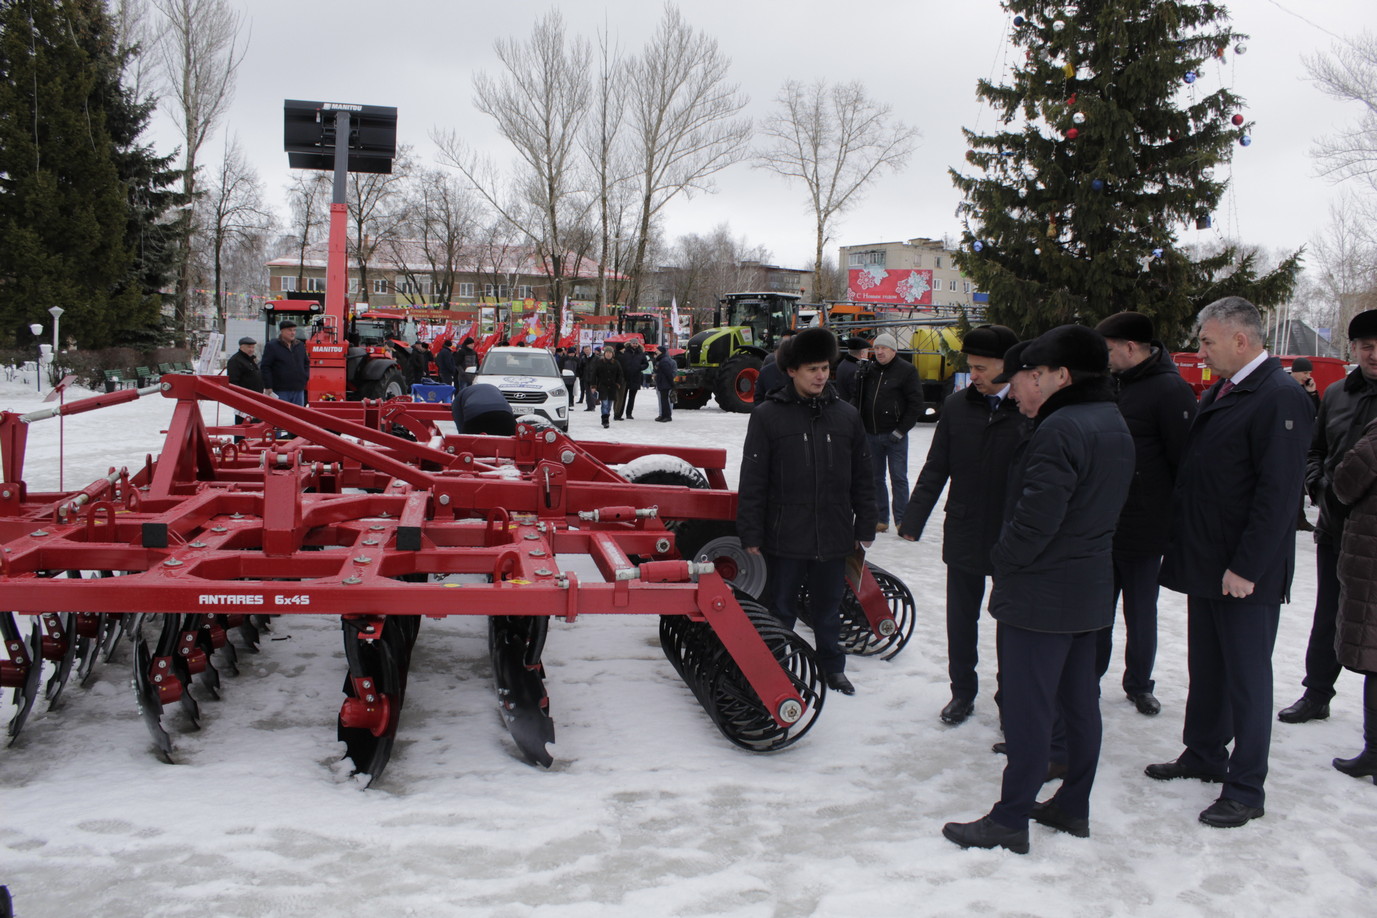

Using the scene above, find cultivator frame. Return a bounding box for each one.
[0,377,911,783]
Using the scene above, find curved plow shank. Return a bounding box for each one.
[3,613,43,744]
[131,616,175,761]
[489,615,555,767]
[40,612,76,707]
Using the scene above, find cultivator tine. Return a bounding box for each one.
[74,613,106,687]
[2,612,43,744]
[337,616,406,785]
[40,613,78,707]
[489,615,555,767]
[659,600,825,752]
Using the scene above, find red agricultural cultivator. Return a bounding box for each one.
[0,378,914,783]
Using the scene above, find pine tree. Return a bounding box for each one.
[951,1,1299,342]
[0,0,173,347]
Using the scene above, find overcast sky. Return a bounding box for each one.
[143,0,1371,272]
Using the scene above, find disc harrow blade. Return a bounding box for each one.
[3,614,43,744]
[41,613,78,707]
[489,616,555,767]
[337,617,408,785]
[130,615,175,762]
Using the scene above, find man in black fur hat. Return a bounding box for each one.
[900,324,1026,727]
[943,324,1134,854]
[737,327,877,695]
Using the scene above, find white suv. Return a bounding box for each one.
[473,347,572,431]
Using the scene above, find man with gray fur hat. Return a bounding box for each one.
[900,324,1027,726]
[738,326,877,695]
[943,324,1133,853]
[854,331,924,532]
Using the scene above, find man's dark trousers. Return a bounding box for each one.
[990,624,1101,829]
[1096,554,1162,696]
[946,566,986,703]
[767,556,847,675]
[1300,543,1343,703]
[1181,595,1281,808]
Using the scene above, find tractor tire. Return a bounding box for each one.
[674,388,711,410]
[357,367,406,401]
[713,354,763,413]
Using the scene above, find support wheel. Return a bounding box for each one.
[713,354,763,413]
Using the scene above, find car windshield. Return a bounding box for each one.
[479,350,560,378]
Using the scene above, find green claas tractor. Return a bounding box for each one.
[675,292,801,412]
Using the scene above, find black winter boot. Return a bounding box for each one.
[1332,675,1377,783]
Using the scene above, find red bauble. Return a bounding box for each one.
[1067,92,1077,106]
[1066,127,1080,139]
[1231,114,1244,126]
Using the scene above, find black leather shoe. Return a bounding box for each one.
[1332,748,1377,781]
[941,697,975,725]
[825,673,855,695]
[1129,692,1161,716]
[1031,799,1090,838]
[1199,797,1264,828]
[1145,757,1225,783]
[992,741,1007,755]
[942,815,1029,854]
[1278,695,1330,724]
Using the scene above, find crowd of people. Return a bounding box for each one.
[737,298,1377,855]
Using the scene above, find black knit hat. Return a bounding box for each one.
[1349,309,1377,341]
[961,324,1019,358]
[991,340,1033,383]
[1094,311,1154,343]
[1290,357,1314,372]
[1022,324,1110,374]
[842,336,870,351]
[782,327,839,370]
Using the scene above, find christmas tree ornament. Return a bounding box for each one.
[1053,20,1065,32]
[1073,112,1086,124]
[1013,15,1025,27]
[1195,214,1212,229]
[1235,42,1247,55]
[1152,248,1164,258]
[1063,62,1076,78]
[1067,92,1077,106]
[1201,166,1215,179]
[1091,178,1105,191]
[1184,71,1197,84]
[1239,134,1252,147]
[973,240,984,252]
[1034,248,1042,255]
[1065,127,1080,139]
[1231,114,1244,126]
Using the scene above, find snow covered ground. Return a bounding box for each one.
[1,379,1375,918]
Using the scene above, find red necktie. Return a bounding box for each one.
[1218,378,1235,398]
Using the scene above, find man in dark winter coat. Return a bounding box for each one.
[835,337,869,403]
[737,327,877,696]
[451,383,516,436]
[614,344,647,420]
[435,340,457,386]
[589,346,624,429]
[227,337,264,393]
[942,325,1134,855]
[456,338,479,389]
[1278,309,1377,725]
[576,344,595,404]
[1150,297,1314,830]
[407,341,432,385]
[854,333,925,532]
[754,330,795,401]
[1093,312,1199,718]
[899,324,1026,726]
[260,320,310,406]
[654,350,678,422]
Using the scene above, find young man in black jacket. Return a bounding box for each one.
[899,325,1025,726]
[943,325,1134,854]
[854,332,924,532]
[737,327,877,695]
[1093,312,1199,718]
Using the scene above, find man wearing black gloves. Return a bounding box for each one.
[738,327,876,696]
[900,325,1026,727]
[1093,312,1199,717]
[854,332,924,532]
[942,325,1133,854]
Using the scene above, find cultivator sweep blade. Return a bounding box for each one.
[0,376,913,783]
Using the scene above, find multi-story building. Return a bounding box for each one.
[267,240,606,313]
[837,237,983,311]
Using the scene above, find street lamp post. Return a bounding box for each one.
[49,306,64,356]
[28,323,43,391]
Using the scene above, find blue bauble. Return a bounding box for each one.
[1240,134,1252,147]
[1184,71,1197,84]
[1091,179,1105,191]
[973,240,985,252]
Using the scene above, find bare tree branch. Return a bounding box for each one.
[756,79,919,300]
[1306,32,1377,192]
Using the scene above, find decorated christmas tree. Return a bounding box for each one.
[951,1,1300,341]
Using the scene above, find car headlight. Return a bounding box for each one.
[548,387,566,398]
